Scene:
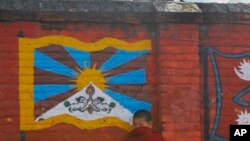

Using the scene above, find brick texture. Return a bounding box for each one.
[200,24,250,141]
[158,24,201,141]
[1,9,250,141]
[0,22,156,141]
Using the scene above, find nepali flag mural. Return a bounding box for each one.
[203,47,250,141]
[19,36,151,131]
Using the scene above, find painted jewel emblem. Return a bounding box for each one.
[64,84,116,114]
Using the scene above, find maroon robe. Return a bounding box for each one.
[122,127,164,141]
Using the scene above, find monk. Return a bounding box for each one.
[123,109,164,141]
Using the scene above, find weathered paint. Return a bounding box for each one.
[19,36,151,52]
[203,47,250,141]
[19,35,152,132]
[1,3,250,141]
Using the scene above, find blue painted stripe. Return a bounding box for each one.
[34,50,77,78]
[104,89,151,113]
[106,69,146,84]
[34,84,75,102]
[64,46,90,69]
[99,50,149,73]
[211,47,250,58]
[208,48,223,139]
[233,87,250,106]
[208,48,226,141]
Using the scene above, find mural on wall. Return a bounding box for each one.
[19,36,152,131]
[203,47,250,141]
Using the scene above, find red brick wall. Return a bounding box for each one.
[1,19,250,141]
[200,24,250,141]
[0,22,20,141]
[0,22,156,141]
[158,24,201,141]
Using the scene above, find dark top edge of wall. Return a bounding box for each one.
[1,1,250,24]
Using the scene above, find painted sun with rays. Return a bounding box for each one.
[32,42,151,129]
[75,63,108,91]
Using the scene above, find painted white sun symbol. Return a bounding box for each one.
[236,110,250,125]
[234,59,250,81]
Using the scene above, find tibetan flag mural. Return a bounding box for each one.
[19,36,152,131]
[204,47,250,141]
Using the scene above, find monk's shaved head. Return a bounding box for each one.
[133,109,152,123]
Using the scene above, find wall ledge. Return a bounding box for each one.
[1,0,250,24]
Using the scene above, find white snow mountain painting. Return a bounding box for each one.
[35,82,133,124]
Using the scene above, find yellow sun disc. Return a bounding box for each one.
[75,68,107,91]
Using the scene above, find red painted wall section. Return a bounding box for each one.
[158,24,201,141]
[0,22,157,141]
[2,20,250,141]
[200,24,250,141]
[201,24,250,47]
[0,22,20,141]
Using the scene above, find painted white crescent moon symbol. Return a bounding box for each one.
[234,59,250,81]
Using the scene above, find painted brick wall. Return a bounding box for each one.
[0,22,157,141]
[0,22,202,141]
[1,3,250,141]
[200,24,250,141]
[159,24,201,141]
